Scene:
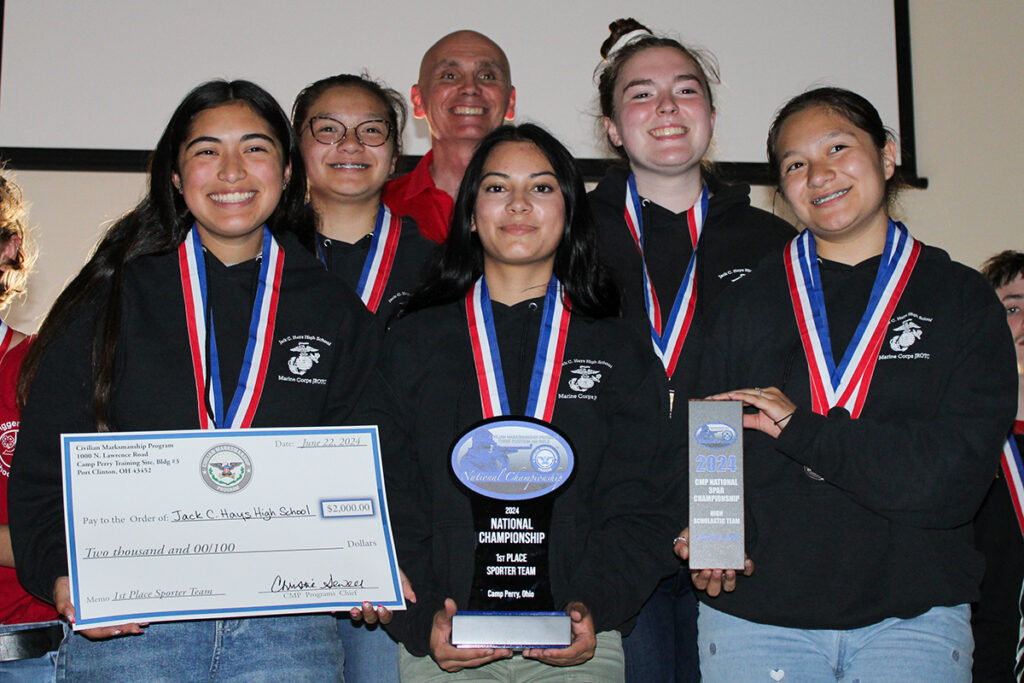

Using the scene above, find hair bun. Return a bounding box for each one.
[601,18,653,59]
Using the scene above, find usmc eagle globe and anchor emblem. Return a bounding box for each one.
[568,365,602,393]
[287,341,321,376]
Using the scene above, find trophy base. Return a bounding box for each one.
[452,611,571,649]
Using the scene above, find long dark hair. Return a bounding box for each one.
[402,123,619,319]
[18,79,310,429]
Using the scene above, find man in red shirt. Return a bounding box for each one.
[383,30,516,243]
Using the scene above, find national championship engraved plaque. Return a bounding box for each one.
[688,400,745,569]
[449,417,573,649]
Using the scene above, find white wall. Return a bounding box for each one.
[894,0,1024,264]
[4,0,1022,332]
[5,170,146,330]
[0,1,899,163]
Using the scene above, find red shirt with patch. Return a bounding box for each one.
[0,337,59,624]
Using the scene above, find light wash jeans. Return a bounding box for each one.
[58,615,343,682]
[337,615,398,682]
[0,620,62,682]
[698,603,973,682]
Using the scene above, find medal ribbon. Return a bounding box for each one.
[624,173,707,378]
[0,320,13,360]
[1000,435,1024,537]
[178,225,283,429]
[784,219,920,417]
[316,203,402,313]
[356,203,402,313]
[465,276,571,421]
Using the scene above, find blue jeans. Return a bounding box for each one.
[337,615,398,682]
[621,570,699,682]
[0,621,62,682]
[698,603,973,682]
[58,615,342,682]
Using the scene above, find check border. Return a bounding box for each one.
[62,425,402,628]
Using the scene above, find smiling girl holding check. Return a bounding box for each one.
[9,80,379,681]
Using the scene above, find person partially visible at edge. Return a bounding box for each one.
[7,79,381,681]
[363,123,678,680]
[293,73,435,327]
[0,173,61,682]
[674,87,1017,682]
[589,18,795,682]
[382,30,516,244]
[974,250,1024,682]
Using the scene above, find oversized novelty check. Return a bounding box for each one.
[62,426,404,630]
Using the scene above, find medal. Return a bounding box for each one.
[784,219,920,417]
[316,203,402,313]
[624,174,707,378]
[178,225,283,429]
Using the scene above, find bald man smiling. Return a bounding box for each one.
[383,30,516,243]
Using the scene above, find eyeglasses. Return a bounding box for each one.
[307,116,391,147]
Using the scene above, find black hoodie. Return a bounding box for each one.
[315,214,435,324]
[695,242,1018,629]
[360,297,680,656]
[588,167,796,396]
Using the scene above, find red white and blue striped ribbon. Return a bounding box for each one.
[316,203,402,313]
[0,320,13,359]
[624,173,707,379]
[356,203,402,313]
[465,276,570,421]
[784,219,920,418]
[1000,434,1024,537]
[178,225,283,429]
